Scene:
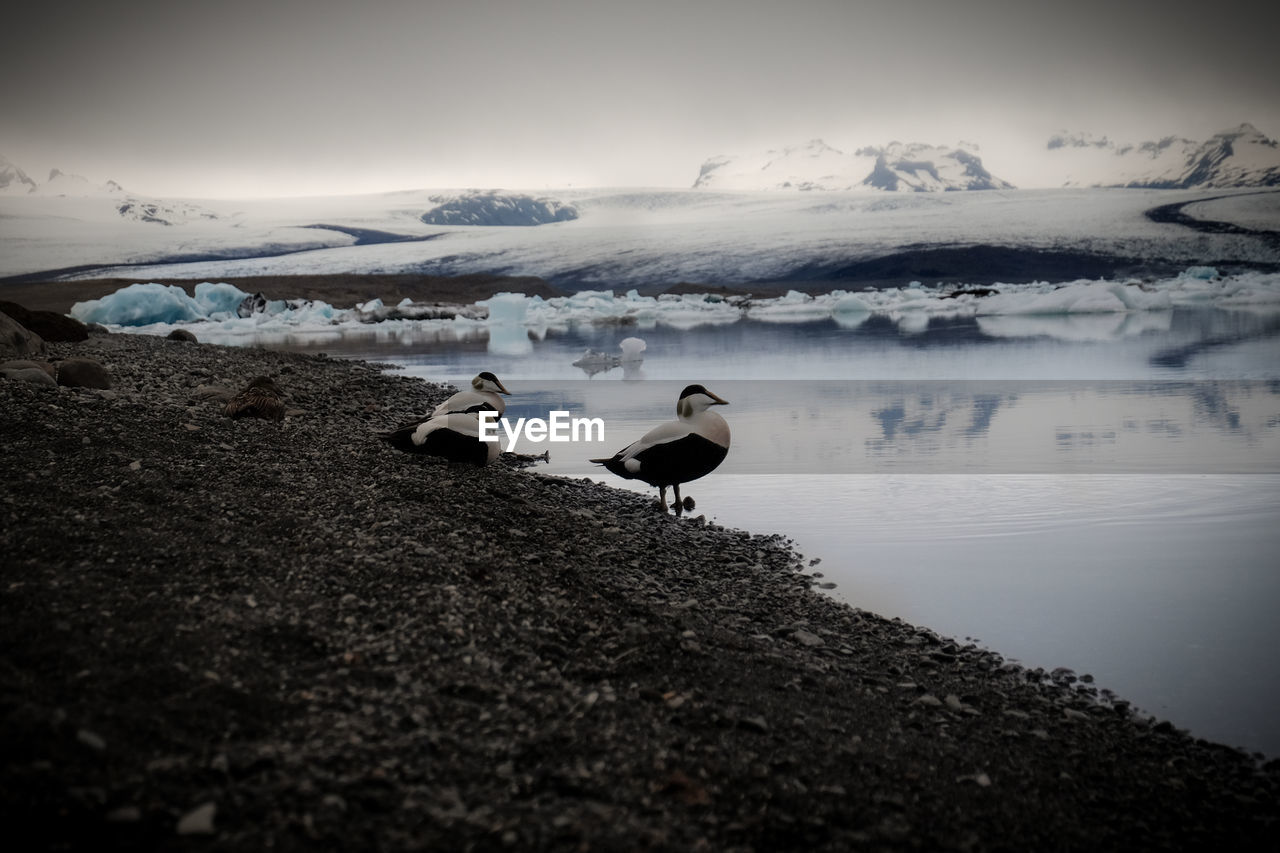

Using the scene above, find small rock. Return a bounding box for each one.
[177,801,217,835]
[76,729,106,751]
[1,366,57,387]
[792,629,824,647]
[0,309,47,358]
[957,772,992,787]
[2,358,56,377]
[55,357,111,389]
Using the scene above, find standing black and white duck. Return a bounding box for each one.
[432,372,510,417]
[591,384,730,514]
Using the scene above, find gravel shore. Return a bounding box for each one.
[3,330,1278,851]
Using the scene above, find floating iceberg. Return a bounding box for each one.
[572,336,648,376]
[71,283,210,326]
[64,267,1280,341]
[71,282,340,329]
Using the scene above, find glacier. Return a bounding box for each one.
[4,186,1278,287]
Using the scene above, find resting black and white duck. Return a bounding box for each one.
[432,372,511,417]
[381,411,501,466]
[591,384,730,514]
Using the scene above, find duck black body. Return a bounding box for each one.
[591,384,730,514]
[382,373,511,466]
[381,411,500,466]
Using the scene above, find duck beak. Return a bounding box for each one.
[495,379,511,395]
[708,391,729,405]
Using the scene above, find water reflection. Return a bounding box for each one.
[501,380,1280,476]
[180,306,1280,382]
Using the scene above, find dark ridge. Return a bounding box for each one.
[1145,191,1280,250]
[766,245,1183,288]
[300,224,446,245]
[1149,317,1280,369]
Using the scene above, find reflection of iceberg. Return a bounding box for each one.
[979,313,1129,342]
[894,311,931,335]
[486,324,533,355]
[978,308,1174,342]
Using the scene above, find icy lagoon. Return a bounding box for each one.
[76,269,1280,756]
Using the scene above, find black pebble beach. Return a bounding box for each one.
[3,330,1277,851]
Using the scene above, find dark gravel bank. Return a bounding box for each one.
[2,332,1277,852]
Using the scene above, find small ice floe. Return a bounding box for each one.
[572,336,646,376]
[619,336,646,361]
[354,297,482,323]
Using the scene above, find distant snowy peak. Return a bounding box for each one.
[0,155,38,195]
[5,164,219,224]
[693,139,859,191]
[1047,123,1280,189]
[30,167,128,198]
[857,142,1014,192]
[692,139,1012,192]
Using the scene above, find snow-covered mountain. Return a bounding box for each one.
[859,141,1014,192]
[0,155,38,195]
[692,138,1013,192]
[29,168,127,198]
[693,139,860,191]
[1047,124,1280,189]
[0,158,222,225]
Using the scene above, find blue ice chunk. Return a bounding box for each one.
[70,283,207,326]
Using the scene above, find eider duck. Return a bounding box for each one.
[591,384,730,514]
[381,411,501,466]
[432,372,511,417]
[224,376,286,421]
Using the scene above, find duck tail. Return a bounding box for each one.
[381,423,420,451]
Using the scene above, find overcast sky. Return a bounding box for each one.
[4,0,1278,198]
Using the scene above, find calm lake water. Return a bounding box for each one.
[205,305,1280,756]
